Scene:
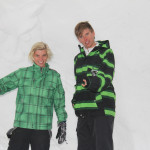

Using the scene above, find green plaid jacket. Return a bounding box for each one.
[0,63,67,130]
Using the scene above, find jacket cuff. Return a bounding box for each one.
[95,100,104,109]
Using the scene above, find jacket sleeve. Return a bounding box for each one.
[87,48,115,93]
[0,69,21,95]
[53,74,67,123]
[71,56,77,105]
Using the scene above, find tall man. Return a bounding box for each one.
[72,21,116,150]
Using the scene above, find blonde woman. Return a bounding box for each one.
[0,42,67,150]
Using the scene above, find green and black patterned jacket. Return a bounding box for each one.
[0,63,67,130]
[72,40,116,117]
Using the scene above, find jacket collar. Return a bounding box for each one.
[33,63,49,74]
[78,40,110,53]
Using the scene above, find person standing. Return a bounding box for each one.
[72,21,116,150]
[0,42,67,150]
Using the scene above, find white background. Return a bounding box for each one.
[0,0,150,149]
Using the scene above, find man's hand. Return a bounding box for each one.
[82,79,87,87]
[56,121,66,144]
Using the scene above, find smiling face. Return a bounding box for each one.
[78,28,96,49]
[33,50,48,67]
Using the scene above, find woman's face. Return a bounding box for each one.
[33,50,48,67]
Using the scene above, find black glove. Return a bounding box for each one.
[6,127,17,138]
[56,121,66,144]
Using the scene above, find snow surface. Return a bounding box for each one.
[0,0,150,149]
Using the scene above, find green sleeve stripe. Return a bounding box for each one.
[77,53,85,59]
[95,94,102,101]
[88,52,95,56]
[104,74,113,80]
[76,66,88,73]
[102,44,107,48]
[97,71,112,80]
[80,48,84,53]
[97,72,112,80]
[74,54,85,65]
[76,68,82,73]
[97,76,105,92]
[88,48,113,59]
[87,73,92,76]
[101,91,116,99]
[76,65,113,75]
[104,109,115,116]
[75,76,77,80]
[75,85,85,91]
[100,49,112,59]
[74,103,97,109]
[95,91,115,102]
[76,65,99,74]
[88,51,99,56]
[103,59,114,68]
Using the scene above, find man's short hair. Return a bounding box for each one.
[28,42,52,62]
[74,21,94,38]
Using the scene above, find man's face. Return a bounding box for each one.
[78,28,96,49]
[33,50,48,67]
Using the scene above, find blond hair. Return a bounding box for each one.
[28,42,52,62]
[75,21,94,38]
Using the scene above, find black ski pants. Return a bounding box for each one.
[77,115,114,150]
[7,128,51,150]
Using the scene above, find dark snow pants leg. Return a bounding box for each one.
[7,128,30,150]
[77,115,114,150]
[30,130,50,150]
[77,117,94,150]
[7,128,50,150]
[94,116,114,150]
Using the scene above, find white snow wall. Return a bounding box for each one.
[0,0,150,150]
